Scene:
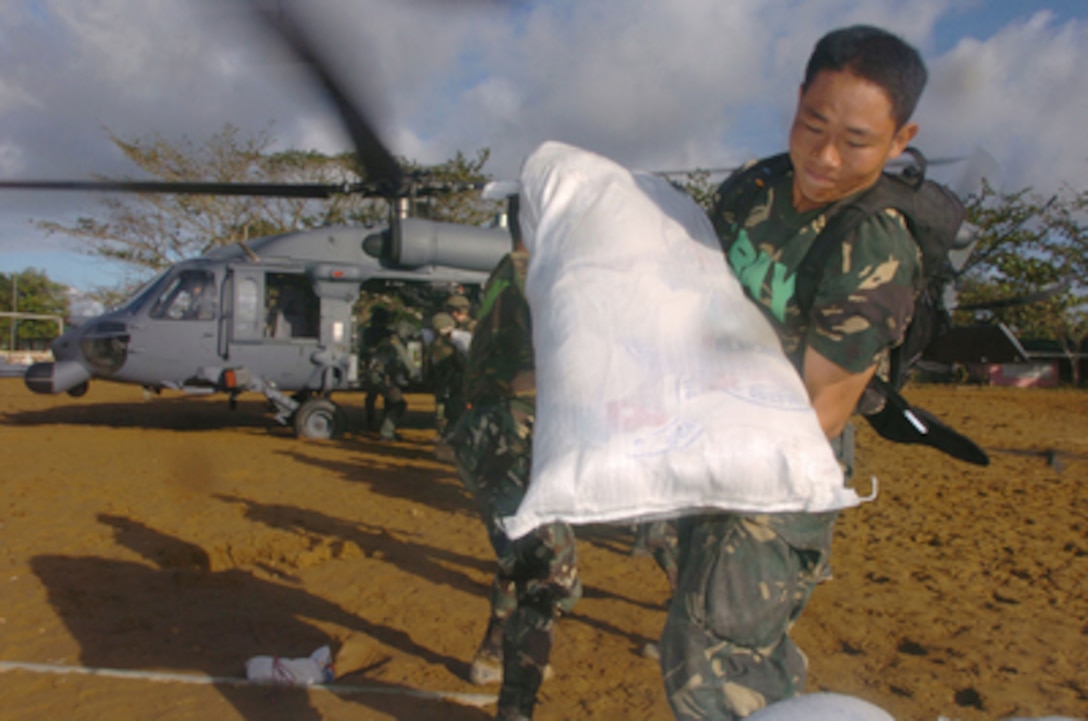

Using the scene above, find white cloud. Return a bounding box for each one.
[920,11,1088,194]
[1,0,1086,289]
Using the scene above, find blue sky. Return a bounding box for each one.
[1,0,1086,293]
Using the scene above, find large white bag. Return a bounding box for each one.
[499,142,862,540]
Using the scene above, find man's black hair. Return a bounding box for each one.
[803,25,927,128]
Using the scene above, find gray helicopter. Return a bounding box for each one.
[7,3,513,439]
[22,216,510,439]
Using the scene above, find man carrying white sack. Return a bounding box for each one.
[659,26,925,720]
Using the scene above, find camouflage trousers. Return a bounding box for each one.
[365,383,405,439]
[633,520,680,594]
[451,402,582,719]
[659,428,853,720]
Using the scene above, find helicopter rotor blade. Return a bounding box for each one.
[654,154,968,181]
[0,179,380,199]
[247,1,404,191]
[950,147,1000,198]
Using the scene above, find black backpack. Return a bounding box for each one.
[713,148,989,466]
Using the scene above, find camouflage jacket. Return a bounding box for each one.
[367,335,411,388]
[426,333,464,397]
[712,171,920,374]
[462,251,534,408]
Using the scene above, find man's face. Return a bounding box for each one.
[788,69,918,211]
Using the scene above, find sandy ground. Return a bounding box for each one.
[0,377,1085,720]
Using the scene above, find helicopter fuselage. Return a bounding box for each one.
[25,219,511,436]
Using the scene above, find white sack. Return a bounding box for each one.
[500,141,861,540]
[746,693,895,720]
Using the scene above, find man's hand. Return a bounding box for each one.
[802,347,876,439]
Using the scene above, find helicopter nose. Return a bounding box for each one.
[75,320,130,374]
[24,360,92,394]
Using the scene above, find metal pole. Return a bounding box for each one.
[9,274,15,355]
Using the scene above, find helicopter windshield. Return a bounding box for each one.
[148,269,217,321]
[112,270,170,314]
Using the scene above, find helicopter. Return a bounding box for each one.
[7,3,516,439]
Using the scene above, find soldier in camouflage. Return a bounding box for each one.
[426,312,466,436]
[633,520,680,595]
[446,293,477,333]
[659,26,927,719]
[448,248,582,721]
[366,320,415,441]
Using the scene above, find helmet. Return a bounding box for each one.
[446,294,471,311]
[431,312,455,333]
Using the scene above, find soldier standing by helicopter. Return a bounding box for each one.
[366,319,415,442]
[446,293,477,333]
[426,311,467,438]
[447,237,581,721]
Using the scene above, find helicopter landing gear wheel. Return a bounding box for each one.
[293,397,346,440]
[66,381,89,398]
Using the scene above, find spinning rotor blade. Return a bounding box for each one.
[0,179,371,199]
[654,155,965,181]
[248,1,404,190]
[949,147,1000,199]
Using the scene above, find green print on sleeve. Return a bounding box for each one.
[727,229,797,322]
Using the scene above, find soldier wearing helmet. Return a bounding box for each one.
[445,293,476,333]
[426,312,466,436]
[365,318,416,441]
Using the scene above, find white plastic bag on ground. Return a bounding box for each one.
[245,645,334,686]
[500,141,861,540]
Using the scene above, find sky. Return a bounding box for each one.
[1,0,1086,293]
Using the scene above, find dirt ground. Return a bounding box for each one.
[0,377,1085,720]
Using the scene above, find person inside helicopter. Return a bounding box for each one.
[149,269,217,321]
[266,273,318,339]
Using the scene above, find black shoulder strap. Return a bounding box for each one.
[793,180,892,316]
[793,149,932,316]
[711,153,792,243]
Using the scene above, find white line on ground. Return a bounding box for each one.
[0,659,497,708]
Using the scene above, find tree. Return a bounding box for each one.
[400,149,502,227]
[37,125,502,291]
[954,181,1088,343]
[0,269,69,351]
[953,181,1088,385]
[673,169,719,212]
[37,125,374,280]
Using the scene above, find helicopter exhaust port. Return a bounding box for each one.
[24,360,92,395]
[362,218,511,272]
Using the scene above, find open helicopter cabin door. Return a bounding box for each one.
[226,266,328,391]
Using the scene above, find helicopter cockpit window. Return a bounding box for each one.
[115,269,169,314]
[148,269,217,321]
[265,273,318,339]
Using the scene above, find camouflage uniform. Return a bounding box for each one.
[448,251,582,720]
[427,314,466,435]
[633,520,680,594]
[366,332,412,441]
[447,293,478,333]
[659,171,919,720]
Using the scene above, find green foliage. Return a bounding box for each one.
[0,269,69,350]
[400,149,503,226]
[955,180,1088,346]
[673,169,718,212]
